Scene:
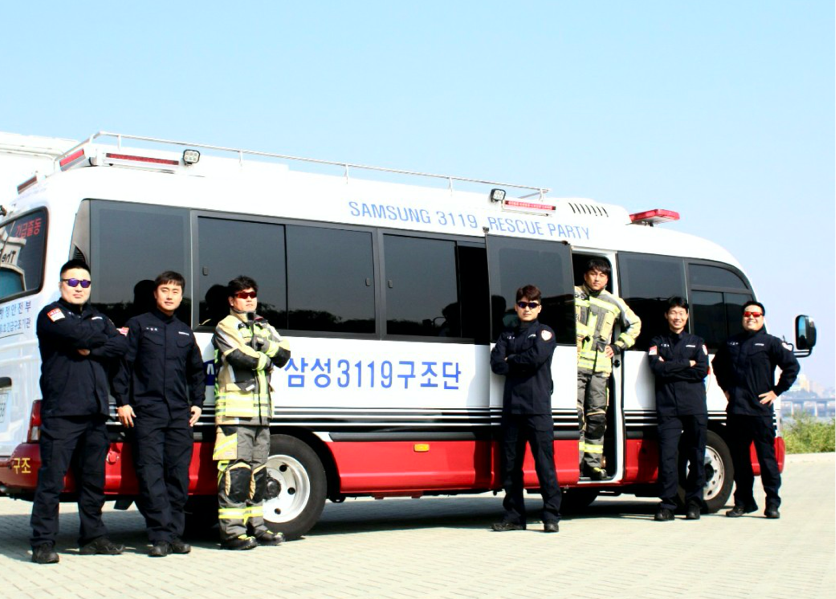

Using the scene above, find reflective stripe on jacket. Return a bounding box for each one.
[575,284,641,374]
[213,311,290,425]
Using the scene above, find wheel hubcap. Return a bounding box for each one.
[262,453,311,524]
[702,446,725,501]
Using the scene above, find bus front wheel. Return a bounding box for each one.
[263,435,327,540]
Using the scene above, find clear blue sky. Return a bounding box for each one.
[1,2,833,387]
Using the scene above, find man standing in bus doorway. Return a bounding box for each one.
[490,285,561,533]
[575,258,641,480]
[30,260,128,564]
[712,301,799,519]
[213,276,290,549]
[113,271,206,557]
[647,297,708,521]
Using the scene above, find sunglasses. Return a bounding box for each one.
[516,301,541,310]
[743,311,763,318]
[235,291,257,299]
[62,278,92,288]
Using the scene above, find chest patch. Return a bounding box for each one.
[47,308,65,322]
[178,331,190,337]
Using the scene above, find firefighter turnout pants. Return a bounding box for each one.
[216,425,271,541]
[577,370,609,473]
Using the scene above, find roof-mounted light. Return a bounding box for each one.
[502,199,556,215]
[17,174,41,195]
[629,209,680,225]
[183,149,200,165]
[59,148,86,171]
[489,188,506,203]
[104,152,180,166]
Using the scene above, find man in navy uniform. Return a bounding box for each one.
[712,301,799,519]
[490,284,561,533]
[647,297,709,521]
[113,271,205,557]
[30,260,128,564]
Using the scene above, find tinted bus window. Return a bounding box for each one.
[487,236,575,344]
[690,264,748,289]
[457,244,490,343]
[197,217,287,329]
[0,210,47,303]
[618,253,686,351]
[691,290,754,349]
[384,235,458,337]
[90,202,190,326]
[286,226,375,334]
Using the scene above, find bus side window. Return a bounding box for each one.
[617,253,687,351]
[688,262,753,350]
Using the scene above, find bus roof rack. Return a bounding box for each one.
[55,131,551,197]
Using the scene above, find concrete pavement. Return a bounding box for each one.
[1,452,833,599]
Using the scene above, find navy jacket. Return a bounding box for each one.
[490,320,557,415]
[37,299,127,418]
[712,328,800,416]
[113,309,206,416]
[648,330,708,417]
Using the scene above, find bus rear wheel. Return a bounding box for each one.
[262,435,327,540]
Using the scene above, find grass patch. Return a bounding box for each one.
[784,411,835,454]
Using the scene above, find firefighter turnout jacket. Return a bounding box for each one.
[712,328,799,416]
[490,320,557,414]
[213,311,290,426]
[37,299,128,418]
[648,331,709,417]
[574,284,641,375]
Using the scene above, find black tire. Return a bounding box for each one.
[263,435,327,540]
[677,429,734,514]
[560,488,600,513]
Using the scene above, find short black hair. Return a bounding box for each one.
[60,259,90,277]
[154,271,186,290]
[228,275,259,297]
[667,296,689,312]
[743,300,766,317]
[516,284,542,302]
[585,258,611,277]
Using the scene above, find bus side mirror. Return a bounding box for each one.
[795,315,816,356]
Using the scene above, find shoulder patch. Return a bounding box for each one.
[648,346,657,356]
[703,345,708,355]
[47,308,65,322]
[118,327,129,336]
[541,329,553,341]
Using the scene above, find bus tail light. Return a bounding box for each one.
[27,400,42,443]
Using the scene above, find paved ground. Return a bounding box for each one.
[1,453,833,599]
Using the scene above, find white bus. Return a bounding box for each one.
[0,132,815,539]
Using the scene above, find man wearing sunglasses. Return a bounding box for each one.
[213,276,290,549]
[490,285,561,533]
[712,301,799,519]
[575,258,641,480]
[113,271,206,557]
[30,260,128,564]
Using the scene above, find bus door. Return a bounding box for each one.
[571,251,627,485]
[486,235,580,484]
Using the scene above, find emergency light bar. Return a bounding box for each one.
[629,209,680,225]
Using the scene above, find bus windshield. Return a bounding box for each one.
[0,210,47,303]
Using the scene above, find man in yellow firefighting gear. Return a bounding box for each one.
[213,276,290,550]
[575,258,641,480]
